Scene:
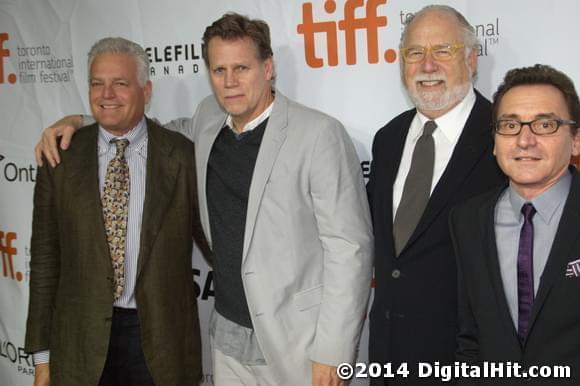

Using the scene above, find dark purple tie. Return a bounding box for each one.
[517,203,536,343]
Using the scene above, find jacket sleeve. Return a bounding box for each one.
[25,162,60,353]
[308,116,374,366]
[449,207,480,364]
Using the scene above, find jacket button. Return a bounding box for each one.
[384,311,390,320]
[392,269,401,279]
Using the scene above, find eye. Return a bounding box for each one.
[537,119,558,132]
[498,120,519,133]
[90,80,103,88]
[212,67,225,74]
[235,65,249,72]
[433,46,452,59]
[405,47,423,58]
[501,120,518,130]
[114,80,129,87]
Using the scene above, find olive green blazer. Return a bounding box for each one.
[25,119,209,386]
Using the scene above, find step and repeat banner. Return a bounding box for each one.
[1,0,578,384]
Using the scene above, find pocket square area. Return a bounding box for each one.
[565,258,580,278]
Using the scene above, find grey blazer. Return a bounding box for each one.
[169,91,374,384]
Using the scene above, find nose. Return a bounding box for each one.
[516,124,538,148]
[103,83,115,98]
[421,52,439,73]
[224,69,238,88]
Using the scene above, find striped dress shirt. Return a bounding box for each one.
[98,118,148,309]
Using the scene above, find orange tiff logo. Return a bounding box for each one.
[0,231,21,281]
[0,33,17,84]
[297,0,396,68]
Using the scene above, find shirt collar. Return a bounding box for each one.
[508,170,572,224]
[98,117,148,157]
[414,87,476,142]
[225,100,274,134]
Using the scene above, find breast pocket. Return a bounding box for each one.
[293,284,323,311]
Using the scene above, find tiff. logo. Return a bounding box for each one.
[0,33,17,84]
[297,0,396,68]
[1,231,22,281]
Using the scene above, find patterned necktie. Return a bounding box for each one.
[393,120,437,256]
[102,138,130,301]
[517,202,536,343]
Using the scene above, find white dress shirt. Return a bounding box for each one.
[393,88,476,219]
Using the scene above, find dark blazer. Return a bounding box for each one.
[367,90,505,385]
[450,170,580,386]
[25,119,209,386]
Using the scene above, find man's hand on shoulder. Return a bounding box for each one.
[35,114,83,167]
[33,363,50,386]
[312,361,343,386]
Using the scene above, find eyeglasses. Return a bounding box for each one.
[494,118,577,136]
[400,43,465,63]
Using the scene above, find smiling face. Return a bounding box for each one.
[401,10,476,119]
[89,53,152,136]
[206,37,273,132]
[494,84,580,199]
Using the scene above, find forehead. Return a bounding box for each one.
[90,53,138,77]
[207,36,260,65]
[498,84,569,118]
[404,11,463,45]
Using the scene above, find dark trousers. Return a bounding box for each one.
[99,307,155,386]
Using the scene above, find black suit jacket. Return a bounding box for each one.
[450,170,580,386]
[367,90,505,385]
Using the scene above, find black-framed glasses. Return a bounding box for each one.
[400,43,465,63]
[494,118,577,136]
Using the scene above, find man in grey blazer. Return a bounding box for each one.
[35,13,373,386]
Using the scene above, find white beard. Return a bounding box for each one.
[407,73,471,112]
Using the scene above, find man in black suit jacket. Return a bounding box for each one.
[367,5,505,384]
[450,65,580,385]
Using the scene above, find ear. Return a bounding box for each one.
[467,47,477,78]
[143,80,153,104]
[264,56,274,81]
[571,129,580,157]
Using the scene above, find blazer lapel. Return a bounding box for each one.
[379,112,413,256]
[242,93,288,262]
[137,120,180,278]
[406,92,491,249]
[526,170,580,339]
[65,125,110,268]
[196,111,226,247]
[482,186,522,347]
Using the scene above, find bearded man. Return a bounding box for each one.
[366,5,505,385]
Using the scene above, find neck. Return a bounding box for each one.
[231,91,273,133]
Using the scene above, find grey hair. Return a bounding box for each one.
[87,37,150,86]
[400,5,478,50]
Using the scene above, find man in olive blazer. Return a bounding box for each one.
[25,38,209,386]
[25,117,208,386]
[26,120,208,385]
